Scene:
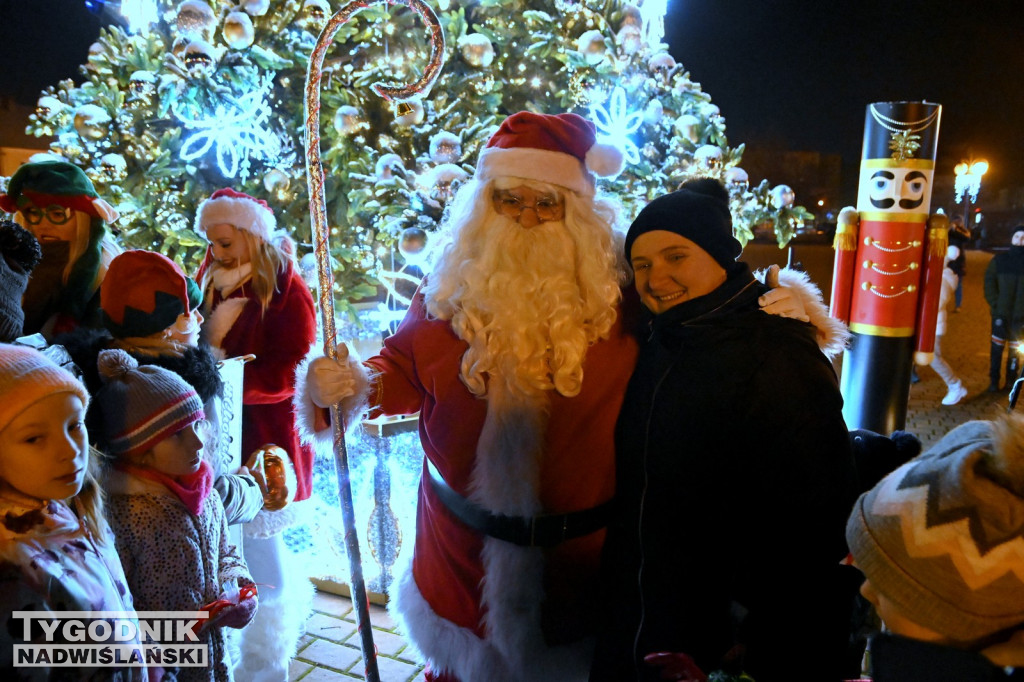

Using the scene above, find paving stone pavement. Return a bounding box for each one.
[288,250,1008,680]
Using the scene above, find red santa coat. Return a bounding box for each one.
[365,290,640,681]
[205,265,316,501]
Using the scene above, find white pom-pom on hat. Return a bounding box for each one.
[585,141,625,179]
[97,348,139,383]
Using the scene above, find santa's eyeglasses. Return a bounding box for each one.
[22,205,74,226]
[492,190,564,223]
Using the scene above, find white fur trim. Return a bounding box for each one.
[391,562,592,681]
[242,496,313,539]
[759,267,851,359]
[195,195,276,241]
[477,147,594,196]
[584,142,624,178]
[234,535,314,681]
[293,342,372,453]
[203,297,248,350]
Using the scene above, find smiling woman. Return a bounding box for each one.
[592,178,860,681]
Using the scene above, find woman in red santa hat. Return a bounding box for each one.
[194,188,316,681]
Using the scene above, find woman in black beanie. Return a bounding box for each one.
[591,179,860,681]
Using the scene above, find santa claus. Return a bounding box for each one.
[298,111,843,682]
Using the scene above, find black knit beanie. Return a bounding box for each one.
[624,178,742,270]
[0,219,42,342]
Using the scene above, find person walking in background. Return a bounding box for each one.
[947,215,971,311]
[922,245,967,405]
[984,228,1024,392]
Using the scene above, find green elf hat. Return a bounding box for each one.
[0,161,118,222]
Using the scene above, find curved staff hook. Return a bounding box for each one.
[303,3,445,681]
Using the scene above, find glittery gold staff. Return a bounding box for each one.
[304,3,445,680]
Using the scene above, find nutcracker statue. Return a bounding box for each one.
[830,101,944,433]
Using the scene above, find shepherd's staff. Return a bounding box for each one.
[303,3,445,680]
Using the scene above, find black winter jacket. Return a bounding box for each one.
[591,267,859,682]
[985,247,1024,324]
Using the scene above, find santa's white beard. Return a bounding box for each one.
[428,211,614,400]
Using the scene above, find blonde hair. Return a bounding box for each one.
[200,227,292,314]
[72,451,110,545]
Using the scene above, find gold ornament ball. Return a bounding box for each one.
[299,0,331,32]
[725,167,749,192]
[100,153,127,180]
[694,144,723,170]
[333,105,363,135]
[35,96,64,121]
[222,11,255,50]
[616,25,642,55]
[263,168,291,194]
[429,131,461,164]
[674,114,701,144]
[577,30,606,66]
[73,104,111,142]
[620,4,643,28]
[459,34,494,68]
[398,227,428,263]
[241,0,270,15]
[175,0,217,40]
[183,40,216,77]
[128,70,157,97]
[245,444,298,511]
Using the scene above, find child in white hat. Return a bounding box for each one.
[0,343,144,678]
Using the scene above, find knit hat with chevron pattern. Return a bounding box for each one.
[847,417,1024,646]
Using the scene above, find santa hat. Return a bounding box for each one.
[101,250,202,340]
[0,160,118,222]
[475,112,624,196]
[194,187,276,242]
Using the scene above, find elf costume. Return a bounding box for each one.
[0,160,120,338]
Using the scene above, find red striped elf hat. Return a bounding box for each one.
[475,112,624,196]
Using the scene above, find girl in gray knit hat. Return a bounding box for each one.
[94,349,257,681]
[846,414,1024,680]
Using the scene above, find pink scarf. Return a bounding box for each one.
[117,461,214,516]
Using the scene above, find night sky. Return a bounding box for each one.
[2,0,1023,197]
[666,0,1024,195]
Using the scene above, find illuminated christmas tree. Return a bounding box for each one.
[23,0,811,321]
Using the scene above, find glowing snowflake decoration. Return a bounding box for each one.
[174,79,280,180]
[590,87,644,166]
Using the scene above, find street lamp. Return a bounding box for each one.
[954,158,988,227]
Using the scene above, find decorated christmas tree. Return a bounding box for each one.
[22,0,812,322]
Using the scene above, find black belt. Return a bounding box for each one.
[425,460,615,548]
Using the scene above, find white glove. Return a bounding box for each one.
[758,265,810,322]
[307,344,358,408]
